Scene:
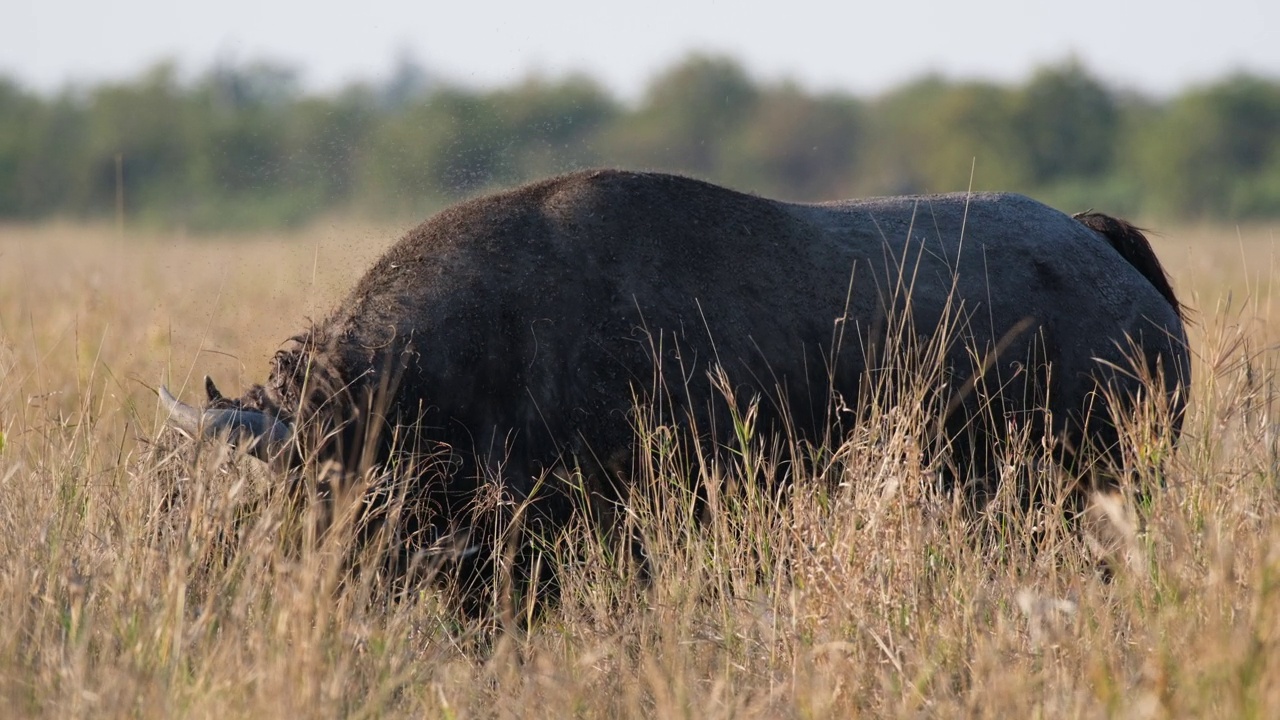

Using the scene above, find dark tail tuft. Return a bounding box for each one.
[1073,211,1186,322]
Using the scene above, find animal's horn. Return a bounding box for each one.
[159,384,204,436]
[159,384,293,460]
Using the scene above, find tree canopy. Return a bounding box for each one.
[3,54,1279,230]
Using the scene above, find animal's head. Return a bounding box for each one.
[160,374,294,462]
[159,332,353,465]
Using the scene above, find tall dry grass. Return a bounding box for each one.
[0,219,1278,718]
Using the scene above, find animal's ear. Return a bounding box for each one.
[205,375,225,403]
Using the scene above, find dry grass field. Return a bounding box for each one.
[1,216,1278,718]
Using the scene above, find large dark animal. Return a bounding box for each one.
[161,169,1188,574]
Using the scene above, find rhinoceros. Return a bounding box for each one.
[161,168,1188,569]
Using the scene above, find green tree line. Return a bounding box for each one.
[2,54,1279,230]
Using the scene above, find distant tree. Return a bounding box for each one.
[80,63,196,218]
[722,83,863,199]
[867,76,1030,194]
[204,60,301,110]
[1133,73,1280,217]
[0,79,31,214]
[379,51,440,109]
[604,54,757,177]
[170,64,310,226]
[23,96,88,217]
[283,94,375,205]
[857,76,947,194]
[4,54,1280,229]
[361,88,511,212]
[0,79,84,216]
[489,75,618,178]
[1016,60,1119,184]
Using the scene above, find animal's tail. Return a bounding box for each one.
[1073,211,1186,322]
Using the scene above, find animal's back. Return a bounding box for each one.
[331,170,865,475]
[316,170,1187,494]
[158,168,1193,593]
[795,189,1188,470]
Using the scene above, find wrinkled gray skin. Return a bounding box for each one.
[162,169,1188,553]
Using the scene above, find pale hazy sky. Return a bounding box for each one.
[4,0,1278,99]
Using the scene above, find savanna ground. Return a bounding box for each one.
[0,215,1278,718]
